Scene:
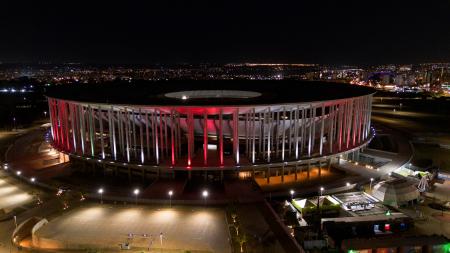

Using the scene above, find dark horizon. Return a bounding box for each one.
[1,1,450,65]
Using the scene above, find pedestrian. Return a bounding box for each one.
[148,234,153,252]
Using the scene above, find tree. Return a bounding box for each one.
[29,190,43,205]
[232,223,239,236]
[238,233,247,253]
[231,213,238,223]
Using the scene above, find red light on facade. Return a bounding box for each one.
[171,140,175,165]
[384,224,390,231]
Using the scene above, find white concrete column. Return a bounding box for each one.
[330,103,336,153]
[245,112,249,158]
[63,102,70,151]
[131,109,137,159]
[159,110,164,160]
[203,112,208,165]
[118,110,124,157]
[311,105,316,154]
[319,104,325,156]
[294,106,300,159]
[145,111,150,160]
[234,109,239,165]
[99,107,105,159]
[124,108,130,162]
[267,108,271,163]
[164,113,169,157]
[275,110,280,158]
[87,106,95,157]
[155,110,161,160]
[300,107,305,156]
[308,105,313,157]
[79,105,85,155]
[289,107,295,156]
[281,107,286,161]
[337,102,343,151]
[219,109,223,165]
[70,104,77,153]
[251,108,256,164]
[48,99,55,141]
[138,110,144,164]
[170,110,176,165]
[108,108,116,160]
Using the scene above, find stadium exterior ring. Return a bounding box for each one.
[46,80,375,179]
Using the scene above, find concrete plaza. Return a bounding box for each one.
[33,204,231,253]
[0,172,33,214]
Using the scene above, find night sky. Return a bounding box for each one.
[1,1,450,65]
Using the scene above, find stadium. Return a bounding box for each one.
[46,80,375,181]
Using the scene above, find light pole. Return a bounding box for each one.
[318,187,325,214]
[134,188,140,205]
[202,190,208,206]
[98,188,104,204]
[290,189,295,200]
[168,190,173,208]
[370,178,374,191]
[44,111,47,118]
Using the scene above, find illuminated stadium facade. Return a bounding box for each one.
[46,80,375,180]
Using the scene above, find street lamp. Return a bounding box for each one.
[168,190,173,208]
[30,177,36,183]
[44,111,47,117]
[133,188,140,205]
[202,190,208,206]
[16,171,21,176]
[346,182,351,187]
[290,189,295,200]
[370,178,374,191]
[317,187,325,213]
[98,188,104,204]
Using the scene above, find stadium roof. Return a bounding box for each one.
[46,80,375,107]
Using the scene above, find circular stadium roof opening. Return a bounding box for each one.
[164,90,262,100]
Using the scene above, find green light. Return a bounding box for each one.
[443,243,450,253]
[385,210,391,216]
[348,250,358,253]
